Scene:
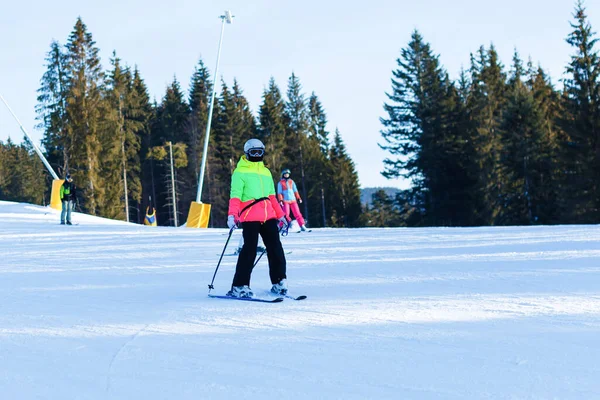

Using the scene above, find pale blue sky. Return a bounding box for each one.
[0,0,598,188]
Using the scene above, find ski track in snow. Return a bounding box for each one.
[1,201,600,399]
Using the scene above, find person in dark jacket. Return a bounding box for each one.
[60,174,76,225]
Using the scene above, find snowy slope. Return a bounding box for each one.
[1,200,600,399]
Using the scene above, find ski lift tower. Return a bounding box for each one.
[186,10,234,228]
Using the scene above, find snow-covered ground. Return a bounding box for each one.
[1,200,600,399]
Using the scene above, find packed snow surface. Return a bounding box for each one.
[1,200,600,399]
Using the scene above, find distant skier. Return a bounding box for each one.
[144,206,157,226]
[60,174,76,225]
[226,138,289,298]
[277,168,309,232]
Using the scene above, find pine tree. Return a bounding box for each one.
[101,53,145,221]
[0,138,46,204]
[36,40,70,175]
[20,138,48,204]
[466,45,508,225]
[526,65,564,224]
[155,78,189,145]
[99,53,128,220]
[299,133,329,227]
[306,92,331,227]
[562,1,600,222]
[308,92,329,154]
[380,30,428,181]
[230,79,258,170]
[285,73,310,221]
[0,142,5,197]
[445,72,480,226]
[328,129,362,227]
[257,78,288,176]
[380,30,475,226]
[150,78,190,225]
[185,58,212,205]
[448,66,483,226]
[496,51,548,225]
[206,80,257,226]
[127,67,153,223]
[64,17,104,214]
[147,142,188,226]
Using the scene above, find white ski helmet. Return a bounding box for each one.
[244,138,265,157]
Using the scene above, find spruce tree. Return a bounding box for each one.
[101,53,145,221]
[155,78,189,145]
[207,80,256,226]
[445,72,479,226]
[328,130,362,227]
[36,40,69,175]
[151,78,190,225]
[526,65,564,224]
[257,78,288,176]
[285,73,310,221]
[0,142,5,197]
[496,51,548,225]
[0,138,46,205]
[230,79,258,167]
[562,1,600,222]
[185,59,212,206]
[466,45,508,225]
[300,133,329,227]
[100,53,129,220]
[127,67,153,223]
[308,92,330,154]
[306,92,331,227]
[380,31,428,181]
[381,30,475,226]
[20,138,48,205]
[147,142,188,226]
[64,17,104,214]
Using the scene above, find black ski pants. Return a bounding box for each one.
[232,218,286,287]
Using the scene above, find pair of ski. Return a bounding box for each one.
[209,293,307,303]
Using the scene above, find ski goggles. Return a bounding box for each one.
[247,148,265,157]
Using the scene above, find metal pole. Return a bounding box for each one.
[169,141,178,227]
[196,11,233,203]
[0,93,59,180]
[122,140,129,222]
[321,186,326,227]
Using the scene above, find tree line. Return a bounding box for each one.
[5,2,598,228]
[2,17,362,227]
[370,2,600,227]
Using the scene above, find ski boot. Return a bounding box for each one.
[227,285,254,298]
[271,279,288,295]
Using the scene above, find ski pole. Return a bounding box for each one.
[208,225,236,292]
[279,218,289,237]
[254,248,267,267]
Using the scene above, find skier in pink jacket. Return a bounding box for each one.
[277,169,309,232]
